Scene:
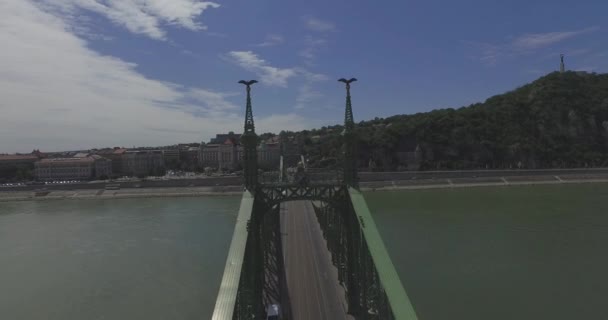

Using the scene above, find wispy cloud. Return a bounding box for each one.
[255,34,284,47]
[0,0,311,152]
[299,36,327,64]
[38,0,220,40]
[224,51,329,88]
[304,17,336,32]
[294,85,324,110]
[225,51,297,87]
[469,27,599,65]
[511,28,597,50]
[295,68,330,82]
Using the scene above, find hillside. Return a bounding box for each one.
[281,71,608,170]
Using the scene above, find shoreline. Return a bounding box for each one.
[0,186,243,203]
[362,178,608,192]
[1,178,608,202]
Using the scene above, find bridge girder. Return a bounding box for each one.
[256,183,348,208]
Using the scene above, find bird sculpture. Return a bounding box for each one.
[238,80,258,86]
[338,78,357,84]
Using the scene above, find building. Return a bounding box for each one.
[200,135,242,170]
[34,156,112,181]
[122,150,164,177]
[200,143,220,168]
[258,141,281,169]
[0,154,40,168]
[94,148,126,177]
[200,132,242,170]
[181,146,200,169]
[73,152,90,158]
[0,153,42,181]
[199,132,281,171]
[162,149,180,165]
[210,132,242,144]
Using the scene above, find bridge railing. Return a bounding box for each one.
[211,191,254,320]
[348,187,418,319]
[314,188,419,320]
[212,190,288,320]
[213,185,418,319]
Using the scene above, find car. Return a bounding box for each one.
[266,304,280,320]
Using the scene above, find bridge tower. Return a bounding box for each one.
[214,76,419,320]
[239,80,259,191]
[339,78,358,188]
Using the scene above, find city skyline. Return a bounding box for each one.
[2,0,608,153]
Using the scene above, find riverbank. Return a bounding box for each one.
[0,186,243,202]
[361,177,608,192]
[2,174,608,202]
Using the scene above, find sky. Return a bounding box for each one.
[1,0,607,153]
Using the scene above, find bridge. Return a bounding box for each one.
[212,79,419,319]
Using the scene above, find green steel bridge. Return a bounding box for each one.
[212,79,419,320]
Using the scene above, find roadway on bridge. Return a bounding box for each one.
[281,201,352,320]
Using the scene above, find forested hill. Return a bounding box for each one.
[279,71,608,170]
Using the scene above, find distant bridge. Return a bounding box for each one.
[211,79,418,319]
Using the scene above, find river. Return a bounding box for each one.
[366,183,608,320]
[1,184,607,319]
[0,197,239,320]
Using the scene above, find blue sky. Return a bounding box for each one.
[1,0,607,152]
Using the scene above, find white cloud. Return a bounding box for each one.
[0,0,310,152]
[225,51,329,89]
[304,17,336,32]
[226,51,297,87]
[256,34,284,47]
[294,85,324,110]
[295,68,330,82]
[224,51,330,110]
[299,36,327,64]
[39,0,220,40]
[511,28,597,50]
[469,27,599,65]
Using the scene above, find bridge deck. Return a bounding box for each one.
[281,201,352,320]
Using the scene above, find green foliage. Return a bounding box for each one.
[291,72,608,170]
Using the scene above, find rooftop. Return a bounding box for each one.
[38,157,95,164]
[0,154,40,161]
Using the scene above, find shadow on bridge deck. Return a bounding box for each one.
[280,201,353,320]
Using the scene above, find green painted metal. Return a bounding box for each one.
[211,191,254,320]
[257,183,347,208]
[339,78,358,188]
[214,77,417,319]
[348,187,419,320]
[239,80,258,191]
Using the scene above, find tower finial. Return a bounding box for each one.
[560,54,565,73]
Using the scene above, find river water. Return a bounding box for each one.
[0,197,239,320]
[1,184,607,319]
[366,183,608,320]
